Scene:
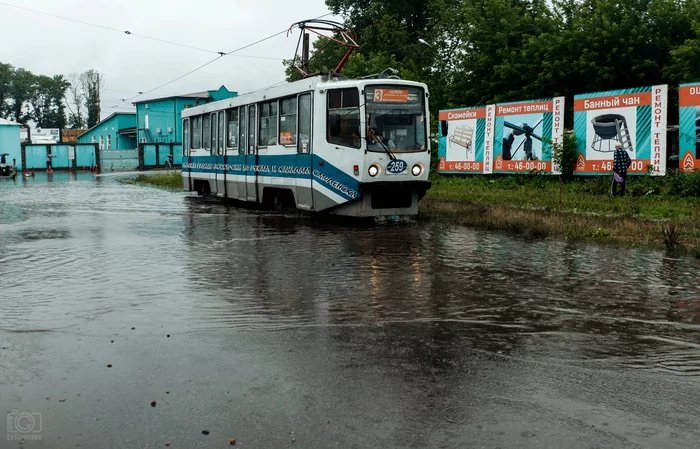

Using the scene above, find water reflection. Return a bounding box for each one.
[178,198,700,378]
[2,177,700,447]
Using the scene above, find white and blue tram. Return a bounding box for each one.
[181,76,431,217]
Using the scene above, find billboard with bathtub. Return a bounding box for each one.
[679,82,700,173]
[573,85,668,176]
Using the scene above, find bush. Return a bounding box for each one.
[552,132,579,180]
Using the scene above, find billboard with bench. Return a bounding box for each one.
[437,106,494,174]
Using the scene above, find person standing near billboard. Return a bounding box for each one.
[611,143,631,196]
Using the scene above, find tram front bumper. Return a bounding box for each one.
[328,180,431,217]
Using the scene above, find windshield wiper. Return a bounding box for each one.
[367,129,397,161]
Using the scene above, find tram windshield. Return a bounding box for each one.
[365,85,427,152]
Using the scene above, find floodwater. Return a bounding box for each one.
[1,173,700,448]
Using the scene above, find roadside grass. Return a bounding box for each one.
[119,171,182,190]
[421,175,700,252]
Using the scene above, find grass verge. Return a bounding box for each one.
[421,175,700,253]
[119,171,183,190]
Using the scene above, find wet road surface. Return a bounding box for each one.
[1,173,700,448]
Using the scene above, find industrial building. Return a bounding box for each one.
[0,118,22,166]
[133,86,237,144]
[77,112,137,150]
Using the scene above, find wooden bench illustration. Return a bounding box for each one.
[449,125,474,151]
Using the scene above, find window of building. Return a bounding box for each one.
[99,135,104,150]
[327,88,360,148]
[91,136,96,144]
[183,118,190,155]
[144,114,149,130]
[298,93,312,154]
[258,100,278,146]
[227,109,238,149]
[218,111,225,154]
[279,97,297,146]
[247,106,256,154]
[238,107,246,155]
[202,115,211,151]
[106,135,111,150]
[192,116,202,149]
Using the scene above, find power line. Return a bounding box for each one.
[126,12,333,102]
[0,0,283,59]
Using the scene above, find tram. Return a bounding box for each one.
[181,76,431,217]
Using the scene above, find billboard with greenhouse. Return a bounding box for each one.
[573,85,668,176]
[679,82,700,173]
[437,105,495,174]
[492,97,565,174]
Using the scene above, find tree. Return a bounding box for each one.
[0,62,12,119]
[28,74,70,128]
[66,73,86,129]
[80,70,104,129]
[8,68,35,124]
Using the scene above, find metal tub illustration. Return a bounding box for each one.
[591,114,634,153]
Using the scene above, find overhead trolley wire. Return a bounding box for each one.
[0,0,284,60]
[125,12,334,102]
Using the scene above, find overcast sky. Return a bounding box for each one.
[0,0,338,118]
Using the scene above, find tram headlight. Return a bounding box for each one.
[368,164,380,177]
[411,163,423,176]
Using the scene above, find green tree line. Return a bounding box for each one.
[287,0,700,123]
[1,62,103,129]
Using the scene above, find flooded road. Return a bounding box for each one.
[1,173,700,448]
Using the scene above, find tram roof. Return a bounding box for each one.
[182,77,427,118]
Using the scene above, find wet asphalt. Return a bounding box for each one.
[1,172,700,448]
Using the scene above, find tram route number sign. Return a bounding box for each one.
[374,89,409,103]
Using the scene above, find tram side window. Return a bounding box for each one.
[227,109,238,150]
[327,88,360,149]
[279,97,297,146]
[183,118,190,155]
[192,116,202,149]
[258,101,278,146]
[202,115,211,151]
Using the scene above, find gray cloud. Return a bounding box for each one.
[0,0,338,118]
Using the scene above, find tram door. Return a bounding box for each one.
[245,104,258,202]
[215,111,226,196]
[182,118,191,191]
[296,92,313,208]
[209,112,218,195]
[236,106,247,201]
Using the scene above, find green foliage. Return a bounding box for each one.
[1,63,70,127]
[307,0,700,117]
[119,172,182,190]
[552,132,579,180]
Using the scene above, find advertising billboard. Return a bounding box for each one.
[573,85,667,176]
[437,105,495,174]
[679,82,700,173]
[493,97,565,174]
